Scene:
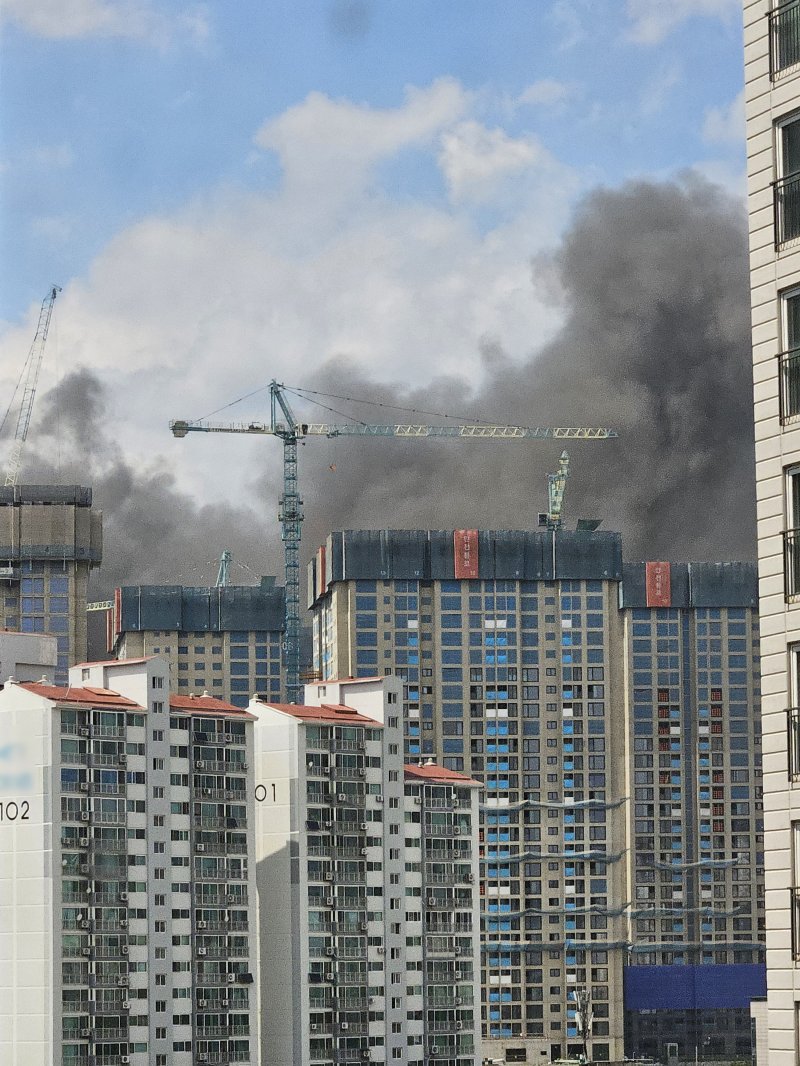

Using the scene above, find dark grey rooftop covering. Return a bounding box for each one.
[0,485,93,506]
[620,561,758,609]
[119,577,285,633]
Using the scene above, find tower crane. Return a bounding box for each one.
[171,380,617,703]
[216,549,232,588]
[4,285,61,487]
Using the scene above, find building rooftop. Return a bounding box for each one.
[18,682,144,709]
[170,693,253,718]
[73,657,152,668]
[258,700,383,727]
[404,762,481,786]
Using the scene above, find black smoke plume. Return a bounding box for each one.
[293,174,756,563]
[17,173,757,618]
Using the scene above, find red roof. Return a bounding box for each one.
[72,657,152,668]
[404,762,481,786]
[18,682,143,709]
[258,700,383,727]
[170,694,254,719]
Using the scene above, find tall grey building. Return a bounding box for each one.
[0,484,102,682]
[308,529,764,1064]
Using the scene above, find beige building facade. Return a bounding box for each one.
[744,3,800,1064]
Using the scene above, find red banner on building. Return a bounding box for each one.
[454,529,479,579]
[645,561,671,607]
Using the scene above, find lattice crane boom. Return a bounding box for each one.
[171,380,618,703]
[5,285,61,487]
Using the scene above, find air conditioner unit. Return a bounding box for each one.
[326,947,336,956]
[227,973,236,983]
[118,753,127,763]
[454,997,461,1005]
[361,1051,370,1060]
[358,769,366,777]
[81,812,90,821]
[325,873,334,881]
[454,947,461,956]
[82,947,92,956]
[310,1024,318,1031]
[80,864,89,873]
[427,898,437,906]
[121,946,129,955]
[360,848,368,856]
[122,1058,130,1064]
[198,948,207,956]
[120,919,128,928]
[323,896,334,906]
[196,761,205,769]
[466,874,474,883]
[324,821,333,829]
[226,895,236,903]
[80,728,90,737]
[325,973,335,982]
[377,947,385,955]
[122,1000,130,1010]
[80,782,89,792]
[430,1048,440,1056]
[79,917,89,927]
[198,1057,209,1064]
[117,976,129,986]
[414,797,422,805]
[197,920,207,929]
[456,1021,463,1030]
[374,794,383,803]
[453,827,461,835]
[79,838,89,848]
[241,762,248,771]
[196,844,205,852]
[337,794,347,802]
[203,789,212,796]
[359,921,368,930]
[198,999,208,1008]
[359,823,367,831]
[341,1022,349,1030]
[81,1027,91,1037]
[120,892,128,901]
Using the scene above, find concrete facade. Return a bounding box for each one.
[309,530,764,1063]
[0,485,102,683]
[251,676,482,1066]
[743,2,800,1064]
[112,578,284,707]
[0,656,259,1066]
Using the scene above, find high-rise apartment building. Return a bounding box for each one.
[0,484,102,682]
[744,4,800,1064]
[251,676,482,1066]
[308,529,764,1064]
[110,578,284,707]
[0,656,259,1066]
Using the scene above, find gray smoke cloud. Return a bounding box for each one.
[18,367,284,599]
[11,173,755,637]
[289,173,756,563]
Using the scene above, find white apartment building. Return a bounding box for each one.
[0,655,259,1066]
[744,3,800,1064]
[251,676,482,1066]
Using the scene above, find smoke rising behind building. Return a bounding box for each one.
[14,174,756,598]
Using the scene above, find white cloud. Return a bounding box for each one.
[438,121,550,203]
[0,80,577,511]
[639,62,682,117]
[516,79,574,109]
[626,0,739,44]
[0,0,209,46]
[702,89,745,144]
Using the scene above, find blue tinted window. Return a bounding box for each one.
[230,647,249,659]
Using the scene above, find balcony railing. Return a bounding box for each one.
[771,0,800,77]
[792,887,800,959]
[788,709,800,780]
[781,348,800,425]
[785,529,800,598]
[775,173,800,247]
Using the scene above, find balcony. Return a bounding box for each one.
[775,173,800,248]
[789,709,800,780]
[771,0,800,77]
[785,530,800,599]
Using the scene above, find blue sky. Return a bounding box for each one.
[0,0,746,509]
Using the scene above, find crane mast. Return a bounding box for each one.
[172,380,617,703]
[5,285,61,487]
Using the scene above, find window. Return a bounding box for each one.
[781,287,800,424]
[771,2,800,78]
[787,466,800,598]
[776,114,800,247]
[793,821,800,959]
